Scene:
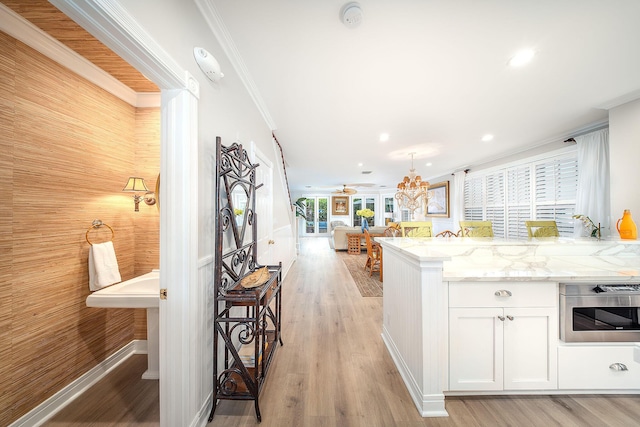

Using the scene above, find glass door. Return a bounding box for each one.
[352,197,376,227]
[384,195,395,225]
[301,196,329,236]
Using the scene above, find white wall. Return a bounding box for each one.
[609,98,640,230]
[109,2,296,426]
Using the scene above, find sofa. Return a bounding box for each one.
[330,224,388,251]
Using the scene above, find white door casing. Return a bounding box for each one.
[251,142,274,265]
[47,2,201,426]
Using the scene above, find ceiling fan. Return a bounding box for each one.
[333,184,357,195]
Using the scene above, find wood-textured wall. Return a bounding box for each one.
[0,30,159,425]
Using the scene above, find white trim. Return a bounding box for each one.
[198,254,215,269]
[159,88,201,427]
[0,3,149,106]
[597,89,640,110]
[9,340,147,427]
[195,0,276,130]
[190,392,214,427]
[136,92,162,108]
[41,2,200,426]
[49,0,187,92]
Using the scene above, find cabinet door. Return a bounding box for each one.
[449,307,503,391]
[503,307,557,390]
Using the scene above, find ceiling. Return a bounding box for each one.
[209,0,640,194]
[6,1,640,196]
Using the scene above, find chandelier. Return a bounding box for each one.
[395,153,430,216]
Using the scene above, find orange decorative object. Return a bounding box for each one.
[616,209,637,240]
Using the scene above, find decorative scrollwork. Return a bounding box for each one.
[214,138,281,423]
[217,368,243,396]
[231,249,248,269]
[220,206,233,232]
[229,322,255,345]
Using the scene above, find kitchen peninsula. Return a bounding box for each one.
[376,237,640,417]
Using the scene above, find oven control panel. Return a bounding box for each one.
[593,284,640,293]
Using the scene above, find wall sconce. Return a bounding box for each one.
[122,177,156,212]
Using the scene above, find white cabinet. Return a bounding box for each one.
[449,282,558,391]
[558,345,640,390]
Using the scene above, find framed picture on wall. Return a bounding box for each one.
[426,181,449,217]
[332,196,349,215]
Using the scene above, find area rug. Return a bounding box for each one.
[338,252,383,297]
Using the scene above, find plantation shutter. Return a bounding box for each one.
[485,172,505,237]
[506,166,531,239]
[462,147,579,238]
[464,176,484,222]
[534,157,578,235]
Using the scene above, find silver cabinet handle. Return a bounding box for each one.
[494,290,512,297]
[610,363,628,371]
[506,315,514,321]
[498,315,505,321]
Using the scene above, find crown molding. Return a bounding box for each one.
[597,89,640,110]
[49,0,191,100]
[0,3,144,106]
[195,0,277,130]
[136,92,162,108]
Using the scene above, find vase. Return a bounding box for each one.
[616,209,637,240]
[361,218,369,233]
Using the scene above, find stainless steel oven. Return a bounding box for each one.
[560,283,640,342]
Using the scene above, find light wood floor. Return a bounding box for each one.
[43,354,159,426]
[47,237,640,426]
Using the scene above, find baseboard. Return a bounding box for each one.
[381,327,448,417]
[191,390,214,427]
[9,340,147,427]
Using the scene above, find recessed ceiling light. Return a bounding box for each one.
[509,49,535,67]
[358,162,363,167]
[481,134,494,142]
[426,162,433,167]
[379,133,389,142]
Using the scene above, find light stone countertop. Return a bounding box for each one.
[376,237,640,282]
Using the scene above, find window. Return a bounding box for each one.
[384,196,394,225]
[352,197,376,226]
[463,148,578,237]
[534,156,578,235]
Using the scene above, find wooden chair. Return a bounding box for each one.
[525,220,559,238]
[400,221,433,237]
[384,226,401,237]
[436,229,461,237]
[363,229,382,281]
[459,220,494,237]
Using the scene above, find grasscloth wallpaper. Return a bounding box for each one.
[0,30,159,425]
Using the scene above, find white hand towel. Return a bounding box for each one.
[89,241,122,291]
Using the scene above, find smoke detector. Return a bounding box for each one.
[341,2,363,28]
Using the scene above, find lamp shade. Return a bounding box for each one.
[122,177,149,192]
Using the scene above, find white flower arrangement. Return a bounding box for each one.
[573,214,600,238]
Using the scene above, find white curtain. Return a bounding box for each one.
[574,128,610,236]
[452,170,466,231]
